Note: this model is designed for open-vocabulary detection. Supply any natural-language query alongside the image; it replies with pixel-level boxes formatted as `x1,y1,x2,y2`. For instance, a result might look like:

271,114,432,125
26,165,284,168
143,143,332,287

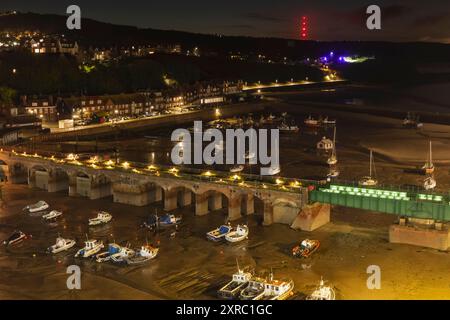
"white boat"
279,123,299,133
47,237,76,254
125,245,159,265
110,246,135,263
359,150,378,186
230,165,244,173
422,141,434,174
75,239,104,258
307,278,336,300
24,200,49,213
424,176,436,190
304,115,320,127
42,210,63,221
225,225,249,243
207,224,233,242
89,211,112,226
265,165,281,176
240,272,294,300
218,261,253,299
322,117,336,125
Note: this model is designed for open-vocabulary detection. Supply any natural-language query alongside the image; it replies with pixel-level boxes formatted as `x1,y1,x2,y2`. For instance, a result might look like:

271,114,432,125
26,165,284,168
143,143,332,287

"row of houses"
15,80,243,122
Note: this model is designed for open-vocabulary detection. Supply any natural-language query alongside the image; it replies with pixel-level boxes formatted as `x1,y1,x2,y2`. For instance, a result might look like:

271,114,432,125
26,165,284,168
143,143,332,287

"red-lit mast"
301,16,308,40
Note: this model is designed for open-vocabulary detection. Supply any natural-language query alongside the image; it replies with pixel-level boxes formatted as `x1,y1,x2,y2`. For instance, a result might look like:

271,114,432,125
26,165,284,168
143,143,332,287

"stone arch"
8,161,28,184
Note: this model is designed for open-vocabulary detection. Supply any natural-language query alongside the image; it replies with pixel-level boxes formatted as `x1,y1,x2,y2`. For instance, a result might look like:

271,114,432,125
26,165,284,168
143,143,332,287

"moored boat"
307,277,336,300
359,150,378,186
225,225,249,243
75,239,104,258
265,165,281,176
24,200,49,213
125,245,159,265
42,210,63,221
89,211,112,226
47,237,76,254
110,245,135,263
230,165,244,173
207,224,233,242
424,175,436,190
159,214,182,226
95,243,122,263
240,277,265,300
304,115,320,127
3,230,28,246
240,272,294,300
422,141,434,174
218,261,253,299
279,123,299,133
292,239,320,258
322,117,336,125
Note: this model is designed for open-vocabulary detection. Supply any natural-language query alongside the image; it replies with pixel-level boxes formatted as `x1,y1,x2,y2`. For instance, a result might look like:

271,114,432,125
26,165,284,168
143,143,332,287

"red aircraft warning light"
301,16,308,40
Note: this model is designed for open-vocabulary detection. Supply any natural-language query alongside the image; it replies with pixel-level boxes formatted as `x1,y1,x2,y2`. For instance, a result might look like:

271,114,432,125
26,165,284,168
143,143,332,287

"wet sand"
1,184,450,300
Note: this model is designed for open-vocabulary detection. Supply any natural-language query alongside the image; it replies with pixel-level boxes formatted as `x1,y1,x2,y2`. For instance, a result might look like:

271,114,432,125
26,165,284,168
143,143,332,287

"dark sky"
1,0,450,43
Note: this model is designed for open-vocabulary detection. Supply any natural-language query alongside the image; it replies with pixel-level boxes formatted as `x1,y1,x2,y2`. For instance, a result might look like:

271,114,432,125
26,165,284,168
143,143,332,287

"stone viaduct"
0,152,327,229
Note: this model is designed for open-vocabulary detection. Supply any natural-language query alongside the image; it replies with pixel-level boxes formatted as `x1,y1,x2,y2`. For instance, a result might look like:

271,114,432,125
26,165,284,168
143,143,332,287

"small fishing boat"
304,115,320,127
42,210,63,221
292,239,320,258
159,214,182,226
125,245,159,265
322,117,336,125
207,224,233,242
422,141,434,174
89,211,112,226
424,175,436,190
265,165,281,176
230,165,244,173
110,246,135,263
359,150,378,186
307,277,336,300
218,260,253,299
279,123,300,133
225,225,249,243
47,237,76,254
240,277,265,300
23,200,49,213
75,239,104,258
95,243,122,263
3,230,28,246
240,272,294,300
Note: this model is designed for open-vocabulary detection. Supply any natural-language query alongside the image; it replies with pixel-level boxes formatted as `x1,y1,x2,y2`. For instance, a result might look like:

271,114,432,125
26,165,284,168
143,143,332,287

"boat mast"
369,150,373,177
332,126,337,158
429,141,433,167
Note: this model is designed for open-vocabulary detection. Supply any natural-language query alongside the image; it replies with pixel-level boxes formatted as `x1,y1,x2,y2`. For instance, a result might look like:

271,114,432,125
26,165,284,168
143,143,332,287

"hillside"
1,12,450,62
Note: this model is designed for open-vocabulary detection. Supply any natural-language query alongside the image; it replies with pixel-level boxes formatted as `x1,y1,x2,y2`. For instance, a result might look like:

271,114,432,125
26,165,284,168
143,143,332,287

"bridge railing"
3,149,315,194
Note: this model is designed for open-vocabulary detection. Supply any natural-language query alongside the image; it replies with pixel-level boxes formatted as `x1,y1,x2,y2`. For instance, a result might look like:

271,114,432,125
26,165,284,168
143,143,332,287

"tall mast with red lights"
301,16,308,40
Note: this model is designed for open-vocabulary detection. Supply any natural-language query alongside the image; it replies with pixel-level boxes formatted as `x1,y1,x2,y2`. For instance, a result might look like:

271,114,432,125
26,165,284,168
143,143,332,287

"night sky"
1,0,449,43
